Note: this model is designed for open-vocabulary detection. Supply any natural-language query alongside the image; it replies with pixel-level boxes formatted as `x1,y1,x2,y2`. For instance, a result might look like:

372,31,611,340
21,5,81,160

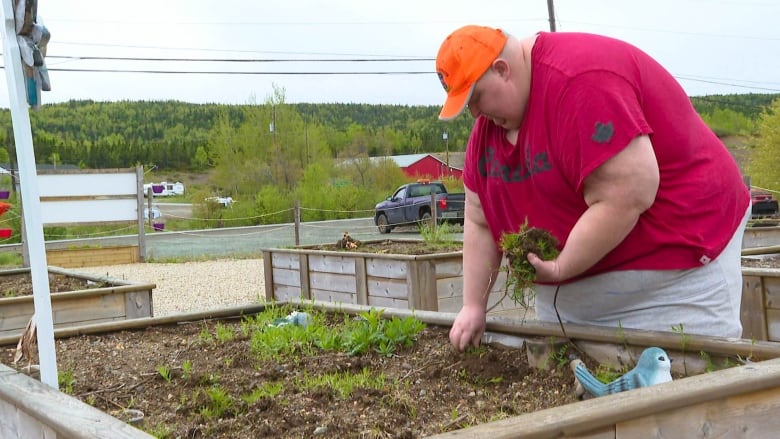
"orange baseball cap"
436,25,507,121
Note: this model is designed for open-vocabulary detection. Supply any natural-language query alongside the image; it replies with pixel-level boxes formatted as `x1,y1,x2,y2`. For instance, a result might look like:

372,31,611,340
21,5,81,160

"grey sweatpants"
534,206,750,338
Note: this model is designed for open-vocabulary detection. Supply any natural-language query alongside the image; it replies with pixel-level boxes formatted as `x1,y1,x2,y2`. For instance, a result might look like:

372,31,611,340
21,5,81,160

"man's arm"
449,186,503,351
529,134,660,282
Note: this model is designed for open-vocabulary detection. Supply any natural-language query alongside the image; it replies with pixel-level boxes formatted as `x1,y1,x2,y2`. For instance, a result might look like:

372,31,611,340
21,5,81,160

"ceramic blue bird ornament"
572,347,672,398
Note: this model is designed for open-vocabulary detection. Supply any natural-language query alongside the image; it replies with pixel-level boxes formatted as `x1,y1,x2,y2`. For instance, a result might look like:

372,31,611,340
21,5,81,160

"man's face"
467,66,525,130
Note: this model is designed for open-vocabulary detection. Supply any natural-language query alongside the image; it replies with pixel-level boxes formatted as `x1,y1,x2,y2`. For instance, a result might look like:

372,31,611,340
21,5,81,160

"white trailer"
143,181,185,197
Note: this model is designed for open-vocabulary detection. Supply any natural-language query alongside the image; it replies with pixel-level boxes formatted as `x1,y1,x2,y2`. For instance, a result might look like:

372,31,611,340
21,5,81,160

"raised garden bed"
45,245,141,268
261,239,523,315
0,266,154,339
2,302,780,438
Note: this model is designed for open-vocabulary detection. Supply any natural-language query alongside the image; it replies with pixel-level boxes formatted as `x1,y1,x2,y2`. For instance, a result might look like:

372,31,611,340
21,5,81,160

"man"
436,25,750,351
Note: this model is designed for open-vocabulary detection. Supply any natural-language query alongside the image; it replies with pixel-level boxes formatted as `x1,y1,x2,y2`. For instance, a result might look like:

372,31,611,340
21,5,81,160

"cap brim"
438,84,475,121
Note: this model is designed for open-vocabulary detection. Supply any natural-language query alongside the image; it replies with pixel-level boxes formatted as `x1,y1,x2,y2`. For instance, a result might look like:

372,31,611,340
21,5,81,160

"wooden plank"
406,261,421,310
46,246,139,268
433,259,463,278
125,291,153,319
50,293,126,325
367,277,411,300
311,289,356,305
271,253,300,270
437,295,463,313
764,276,780,309
299,254,311,300
368,296,410,309
616,387,780,438
263,252,274,301
426,358,780,439
366,257,408,279
0,289,152,338
0,364,154,438
767,309,780,342
437,276,463,300
355,257,368,306
741,275,768,340
421,260,438,311
743,226,780,248
271,268,300,287
18,408,57,439
308,254,357,275
0,399,21,438
309,272,357,294
272,284,304,302
570,427,615,439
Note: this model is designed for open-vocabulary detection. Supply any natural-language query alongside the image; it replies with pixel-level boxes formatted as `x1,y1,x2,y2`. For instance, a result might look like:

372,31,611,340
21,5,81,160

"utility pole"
442,132,449,176
547,0,557,32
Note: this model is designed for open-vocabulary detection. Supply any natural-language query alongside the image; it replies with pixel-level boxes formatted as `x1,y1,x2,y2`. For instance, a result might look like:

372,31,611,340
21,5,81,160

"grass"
499,220,560,306
138,304,430,436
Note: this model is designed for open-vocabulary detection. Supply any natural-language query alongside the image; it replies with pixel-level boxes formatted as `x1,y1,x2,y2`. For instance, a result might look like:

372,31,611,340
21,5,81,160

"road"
0,218,463,260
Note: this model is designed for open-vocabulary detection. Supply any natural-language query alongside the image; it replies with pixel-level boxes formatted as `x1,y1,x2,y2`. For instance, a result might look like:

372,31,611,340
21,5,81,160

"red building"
385,154,463,180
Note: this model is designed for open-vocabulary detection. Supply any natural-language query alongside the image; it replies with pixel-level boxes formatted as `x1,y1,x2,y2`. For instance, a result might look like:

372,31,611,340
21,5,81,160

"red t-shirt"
463,32,749,280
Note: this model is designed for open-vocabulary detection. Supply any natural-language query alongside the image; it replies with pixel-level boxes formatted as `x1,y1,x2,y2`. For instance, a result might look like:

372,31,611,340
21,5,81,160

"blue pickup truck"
374,181,465,233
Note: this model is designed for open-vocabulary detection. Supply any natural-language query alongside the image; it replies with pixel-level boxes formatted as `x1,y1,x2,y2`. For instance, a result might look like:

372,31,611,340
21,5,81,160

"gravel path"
77,259,265,317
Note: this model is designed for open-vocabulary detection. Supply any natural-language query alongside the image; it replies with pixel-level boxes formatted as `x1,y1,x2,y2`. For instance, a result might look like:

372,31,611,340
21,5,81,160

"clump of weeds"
499,219,560,307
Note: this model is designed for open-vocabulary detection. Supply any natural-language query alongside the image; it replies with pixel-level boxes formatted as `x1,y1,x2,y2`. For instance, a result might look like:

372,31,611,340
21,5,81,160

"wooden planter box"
261,239,521,314
0,266,154,339
741,267,780,341
45,245,140,268
3,302,780,438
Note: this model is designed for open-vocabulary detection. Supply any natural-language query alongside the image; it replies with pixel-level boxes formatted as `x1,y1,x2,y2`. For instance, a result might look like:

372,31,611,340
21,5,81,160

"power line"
41,68,434,75
44,55,434,63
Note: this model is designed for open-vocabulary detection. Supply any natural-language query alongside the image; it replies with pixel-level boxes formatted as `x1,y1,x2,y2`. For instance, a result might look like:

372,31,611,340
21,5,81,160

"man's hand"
527,252,563,283
449,305,487,352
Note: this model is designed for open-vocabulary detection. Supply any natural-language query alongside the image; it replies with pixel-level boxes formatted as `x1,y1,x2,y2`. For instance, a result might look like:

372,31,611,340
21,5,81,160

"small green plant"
157,365,173,383
181,359,192,379
200,386,235,419
297,367,386,400
242,381,284,404
548,339,571,370
145,423,175,438
214,322,235,342
593,363,624,384
58,369,75,394
499,219,560,306
672,323,690,375
419,221,457,248
700,350,717,373
198,323,213,343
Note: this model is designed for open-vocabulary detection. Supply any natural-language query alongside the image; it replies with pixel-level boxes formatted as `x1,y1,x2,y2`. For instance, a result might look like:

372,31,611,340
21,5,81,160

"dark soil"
1,272,105,298
307,239,462,255
2,308,579,438
2,253,778,438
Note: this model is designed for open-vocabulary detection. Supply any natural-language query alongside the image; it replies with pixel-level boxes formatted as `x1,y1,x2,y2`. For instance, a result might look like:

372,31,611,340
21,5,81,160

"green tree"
746,98,780,190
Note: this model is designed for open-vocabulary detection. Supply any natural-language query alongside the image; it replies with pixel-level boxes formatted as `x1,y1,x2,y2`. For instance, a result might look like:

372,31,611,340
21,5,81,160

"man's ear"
491,58,510,79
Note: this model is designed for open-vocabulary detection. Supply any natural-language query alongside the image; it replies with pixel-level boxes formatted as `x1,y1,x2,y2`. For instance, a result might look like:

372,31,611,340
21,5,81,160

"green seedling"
181,359,192,379
157,365,173,383
58,369,75,394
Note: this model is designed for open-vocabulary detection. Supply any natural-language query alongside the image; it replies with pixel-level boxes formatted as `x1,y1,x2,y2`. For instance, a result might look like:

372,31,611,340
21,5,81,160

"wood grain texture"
0,364,154,438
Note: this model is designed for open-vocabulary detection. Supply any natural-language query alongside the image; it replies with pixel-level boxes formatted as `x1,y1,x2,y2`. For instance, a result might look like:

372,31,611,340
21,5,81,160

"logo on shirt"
591,121,614,144
478,144,551,182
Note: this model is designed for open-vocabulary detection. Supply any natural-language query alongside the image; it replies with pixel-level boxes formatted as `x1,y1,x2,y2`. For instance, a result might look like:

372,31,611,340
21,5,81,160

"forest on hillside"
0,91,777,233
0,92,773,173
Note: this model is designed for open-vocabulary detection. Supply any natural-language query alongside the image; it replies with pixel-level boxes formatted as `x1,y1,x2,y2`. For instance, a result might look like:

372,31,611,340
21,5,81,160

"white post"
0,0,58,388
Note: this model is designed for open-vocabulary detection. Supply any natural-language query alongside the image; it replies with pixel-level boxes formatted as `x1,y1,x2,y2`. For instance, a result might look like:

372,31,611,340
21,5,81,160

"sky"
1,0,779,109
